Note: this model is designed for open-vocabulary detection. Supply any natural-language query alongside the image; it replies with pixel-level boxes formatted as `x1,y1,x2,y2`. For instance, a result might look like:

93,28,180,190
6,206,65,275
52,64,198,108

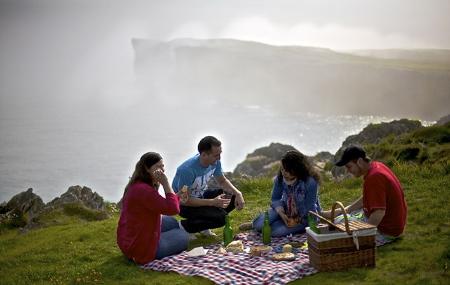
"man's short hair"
335,145,368,167
198,136,221,153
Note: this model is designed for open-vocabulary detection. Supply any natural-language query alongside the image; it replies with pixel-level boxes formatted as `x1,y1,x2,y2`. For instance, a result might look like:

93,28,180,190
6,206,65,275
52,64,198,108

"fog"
0,0,449,202
1,0,449,120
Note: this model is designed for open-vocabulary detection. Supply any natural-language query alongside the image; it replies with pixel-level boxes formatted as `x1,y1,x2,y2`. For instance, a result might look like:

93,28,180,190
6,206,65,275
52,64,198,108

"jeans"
179,189,236,233
155,215,189,259
253,208,306,237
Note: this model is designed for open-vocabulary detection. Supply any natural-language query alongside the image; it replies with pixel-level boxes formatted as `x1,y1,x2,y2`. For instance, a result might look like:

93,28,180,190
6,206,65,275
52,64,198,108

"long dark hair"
122,152,162,198
277,150,321,184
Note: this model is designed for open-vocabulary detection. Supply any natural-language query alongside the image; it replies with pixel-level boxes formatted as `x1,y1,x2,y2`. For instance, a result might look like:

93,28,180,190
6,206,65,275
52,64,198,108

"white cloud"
167,21,211,40
218,17,432,49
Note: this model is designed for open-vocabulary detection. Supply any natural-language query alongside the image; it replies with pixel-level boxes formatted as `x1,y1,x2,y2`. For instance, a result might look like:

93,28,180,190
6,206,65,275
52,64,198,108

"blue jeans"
252,208,306,237
155,216,189,259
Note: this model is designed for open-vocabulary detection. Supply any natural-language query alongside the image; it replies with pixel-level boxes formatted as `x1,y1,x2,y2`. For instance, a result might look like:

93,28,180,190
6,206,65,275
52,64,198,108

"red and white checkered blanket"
142,232,317,285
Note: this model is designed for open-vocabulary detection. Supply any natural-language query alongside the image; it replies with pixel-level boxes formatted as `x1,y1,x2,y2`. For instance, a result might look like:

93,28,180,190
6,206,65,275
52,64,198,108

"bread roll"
272,252,296,261
225,240,244,253
250,245,272,256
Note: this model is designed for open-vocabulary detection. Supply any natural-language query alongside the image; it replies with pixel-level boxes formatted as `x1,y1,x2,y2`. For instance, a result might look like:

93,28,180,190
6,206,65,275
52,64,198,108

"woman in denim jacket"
252,150,322,237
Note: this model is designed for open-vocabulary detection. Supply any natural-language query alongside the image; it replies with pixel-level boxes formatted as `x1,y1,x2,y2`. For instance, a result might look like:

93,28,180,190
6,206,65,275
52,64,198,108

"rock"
341,119,422,147
0,201,8,214
331,119,422,178
5,188,45,223
47,185,105,211
312,151,334,162
233,143,297,177
435,114,450,126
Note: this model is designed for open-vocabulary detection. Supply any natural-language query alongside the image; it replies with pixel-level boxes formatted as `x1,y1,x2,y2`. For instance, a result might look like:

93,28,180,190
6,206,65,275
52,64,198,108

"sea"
0,104,398,203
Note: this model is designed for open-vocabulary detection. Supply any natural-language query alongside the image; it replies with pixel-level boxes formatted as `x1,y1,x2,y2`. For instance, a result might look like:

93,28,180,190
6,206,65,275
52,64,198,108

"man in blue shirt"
172,136,245,237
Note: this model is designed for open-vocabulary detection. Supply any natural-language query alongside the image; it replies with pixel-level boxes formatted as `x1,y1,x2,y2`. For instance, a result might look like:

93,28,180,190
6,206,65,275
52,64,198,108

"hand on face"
148,160,168,185
152,169,168,185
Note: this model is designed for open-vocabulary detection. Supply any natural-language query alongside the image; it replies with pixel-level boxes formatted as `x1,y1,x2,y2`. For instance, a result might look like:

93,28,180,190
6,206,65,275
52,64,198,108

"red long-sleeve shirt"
117,182,180,264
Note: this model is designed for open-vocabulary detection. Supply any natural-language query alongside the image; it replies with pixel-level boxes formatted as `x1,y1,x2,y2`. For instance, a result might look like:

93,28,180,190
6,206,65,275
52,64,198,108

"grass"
0,162,449,284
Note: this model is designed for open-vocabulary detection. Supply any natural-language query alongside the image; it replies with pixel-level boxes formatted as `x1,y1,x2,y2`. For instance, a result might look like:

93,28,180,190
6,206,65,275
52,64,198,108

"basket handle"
308,211,338,230
331,201,351,234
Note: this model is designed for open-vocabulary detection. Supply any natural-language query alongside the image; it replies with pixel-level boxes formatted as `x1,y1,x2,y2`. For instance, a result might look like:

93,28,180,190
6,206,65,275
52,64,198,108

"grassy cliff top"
1,122,449,284
0,161,448,284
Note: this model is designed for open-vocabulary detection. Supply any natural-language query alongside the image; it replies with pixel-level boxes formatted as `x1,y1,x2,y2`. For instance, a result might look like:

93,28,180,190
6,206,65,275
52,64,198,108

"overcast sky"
1,0,449,116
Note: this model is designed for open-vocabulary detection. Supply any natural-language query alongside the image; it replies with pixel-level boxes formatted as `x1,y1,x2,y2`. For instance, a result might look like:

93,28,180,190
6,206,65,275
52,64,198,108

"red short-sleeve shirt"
363,161,407,236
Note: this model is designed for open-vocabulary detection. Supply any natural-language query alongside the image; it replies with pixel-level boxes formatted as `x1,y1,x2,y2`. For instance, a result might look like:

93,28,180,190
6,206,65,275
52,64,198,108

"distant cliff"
133,38,450,120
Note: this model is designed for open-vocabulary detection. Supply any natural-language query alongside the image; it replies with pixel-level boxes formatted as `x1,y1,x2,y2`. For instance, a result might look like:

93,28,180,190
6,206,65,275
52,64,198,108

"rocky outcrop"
341,119,422,147
332,119,423,178
47,186,105,211
0,188,45,228
4,188,45,222
1,186,108,231
436,114,450,126
233,143,297,177
313,151,334,162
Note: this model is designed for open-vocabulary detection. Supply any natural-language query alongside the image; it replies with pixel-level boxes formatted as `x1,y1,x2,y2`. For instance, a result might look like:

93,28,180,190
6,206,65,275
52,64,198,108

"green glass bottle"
223,215,233,246
262,211,272,245
308,212,319,234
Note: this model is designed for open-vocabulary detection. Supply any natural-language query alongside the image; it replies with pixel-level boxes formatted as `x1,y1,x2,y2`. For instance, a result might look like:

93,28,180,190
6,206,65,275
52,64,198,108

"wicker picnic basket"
307,201,377,271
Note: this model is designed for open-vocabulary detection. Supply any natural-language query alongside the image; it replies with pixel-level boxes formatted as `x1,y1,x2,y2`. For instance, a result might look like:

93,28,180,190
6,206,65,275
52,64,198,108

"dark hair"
198,136,221,153
122,152,162,198
335,145,370,166
277,150,321,184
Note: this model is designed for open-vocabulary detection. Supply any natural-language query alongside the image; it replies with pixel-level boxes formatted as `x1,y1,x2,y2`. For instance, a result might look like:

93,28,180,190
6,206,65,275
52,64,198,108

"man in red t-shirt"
322,145,407,238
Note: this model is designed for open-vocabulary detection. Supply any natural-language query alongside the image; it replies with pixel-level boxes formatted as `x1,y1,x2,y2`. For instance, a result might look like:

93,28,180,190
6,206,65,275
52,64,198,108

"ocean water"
0,105,394,203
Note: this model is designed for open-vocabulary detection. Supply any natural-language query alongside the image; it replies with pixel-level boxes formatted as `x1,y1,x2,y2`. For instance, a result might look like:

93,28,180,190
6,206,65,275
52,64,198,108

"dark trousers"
179,189,236,233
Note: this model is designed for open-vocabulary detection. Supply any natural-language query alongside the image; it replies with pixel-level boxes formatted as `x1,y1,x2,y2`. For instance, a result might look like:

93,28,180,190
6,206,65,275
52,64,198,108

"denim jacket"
271,176,321,224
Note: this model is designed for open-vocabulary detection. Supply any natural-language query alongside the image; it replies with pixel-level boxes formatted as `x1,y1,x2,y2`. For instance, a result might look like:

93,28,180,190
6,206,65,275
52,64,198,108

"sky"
1,0,449,117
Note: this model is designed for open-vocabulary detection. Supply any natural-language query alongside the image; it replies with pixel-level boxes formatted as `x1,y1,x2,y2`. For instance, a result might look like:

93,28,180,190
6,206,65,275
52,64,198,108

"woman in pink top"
117,152,189,264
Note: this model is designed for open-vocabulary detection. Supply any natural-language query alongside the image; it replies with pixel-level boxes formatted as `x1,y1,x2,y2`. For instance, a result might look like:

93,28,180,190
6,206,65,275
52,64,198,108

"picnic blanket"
142,232,317,285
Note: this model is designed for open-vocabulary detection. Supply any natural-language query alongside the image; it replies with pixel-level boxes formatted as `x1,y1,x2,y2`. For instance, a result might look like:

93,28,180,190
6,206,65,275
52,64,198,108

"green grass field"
0,162,448,285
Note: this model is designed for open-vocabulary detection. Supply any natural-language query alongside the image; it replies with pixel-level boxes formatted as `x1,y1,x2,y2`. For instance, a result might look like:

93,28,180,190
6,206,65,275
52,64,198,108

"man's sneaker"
200,229,217,237
239,222,253,231
179,220,197,241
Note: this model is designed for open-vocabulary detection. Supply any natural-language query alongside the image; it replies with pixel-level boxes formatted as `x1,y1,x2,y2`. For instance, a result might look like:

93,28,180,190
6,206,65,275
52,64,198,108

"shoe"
179,220,197,241
239,222,253,231
200,229,217,237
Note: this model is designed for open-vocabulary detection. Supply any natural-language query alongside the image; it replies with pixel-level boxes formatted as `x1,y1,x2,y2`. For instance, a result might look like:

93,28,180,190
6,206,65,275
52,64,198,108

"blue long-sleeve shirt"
271,176,321,225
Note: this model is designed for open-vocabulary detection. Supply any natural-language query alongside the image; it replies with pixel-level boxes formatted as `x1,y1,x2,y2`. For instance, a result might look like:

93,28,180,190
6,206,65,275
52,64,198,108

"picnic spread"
142,231,317,285
142,202,397,284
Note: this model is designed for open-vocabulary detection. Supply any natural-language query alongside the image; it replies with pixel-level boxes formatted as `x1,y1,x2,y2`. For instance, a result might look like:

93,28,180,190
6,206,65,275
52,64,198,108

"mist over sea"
0,104,397,203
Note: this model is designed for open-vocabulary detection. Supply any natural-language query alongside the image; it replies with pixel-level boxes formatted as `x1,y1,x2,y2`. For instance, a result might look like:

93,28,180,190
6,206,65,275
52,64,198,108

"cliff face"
133,38,450,120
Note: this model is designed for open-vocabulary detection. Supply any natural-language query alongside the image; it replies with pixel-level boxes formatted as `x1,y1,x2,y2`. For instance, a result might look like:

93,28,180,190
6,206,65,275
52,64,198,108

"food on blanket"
217,247,227,254
272,252,296,261
282,244,292,253
288,241,303,248
287,217,300,228
250,245,272,256
225,240,244,253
